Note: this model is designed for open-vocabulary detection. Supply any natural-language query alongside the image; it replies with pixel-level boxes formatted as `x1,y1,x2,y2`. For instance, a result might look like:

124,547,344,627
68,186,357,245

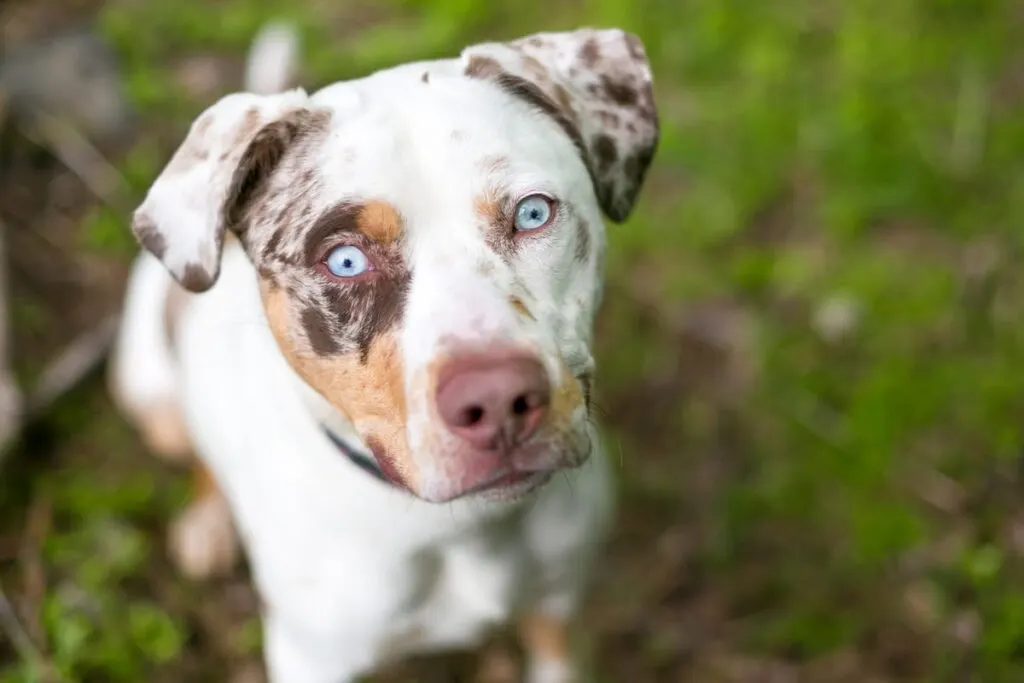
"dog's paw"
168,492,239,580
473,644,519,683
525,659,575,683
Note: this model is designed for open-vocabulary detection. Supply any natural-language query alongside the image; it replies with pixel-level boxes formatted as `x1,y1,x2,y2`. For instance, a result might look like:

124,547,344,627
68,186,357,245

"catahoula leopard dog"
109,20,658,683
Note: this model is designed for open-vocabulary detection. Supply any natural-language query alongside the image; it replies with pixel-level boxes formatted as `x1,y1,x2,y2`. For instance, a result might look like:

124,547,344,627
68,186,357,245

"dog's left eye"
325,245,371,278
514,195,556,232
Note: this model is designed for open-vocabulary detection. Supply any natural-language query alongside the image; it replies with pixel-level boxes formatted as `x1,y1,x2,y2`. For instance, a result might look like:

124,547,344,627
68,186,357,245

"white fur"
111,22,640,683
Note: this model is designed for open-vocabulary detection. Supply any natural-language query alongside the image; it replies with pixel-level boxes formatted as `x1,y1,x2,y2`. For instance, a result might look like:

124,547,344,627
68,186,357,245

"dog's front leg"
519,611,576,683
263,613,375,683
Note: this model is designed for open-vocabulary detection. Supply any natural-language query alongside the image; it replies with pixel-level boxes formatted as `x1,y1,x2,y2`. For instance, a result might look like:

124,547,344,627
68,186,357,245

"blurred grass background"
2,0,1024,681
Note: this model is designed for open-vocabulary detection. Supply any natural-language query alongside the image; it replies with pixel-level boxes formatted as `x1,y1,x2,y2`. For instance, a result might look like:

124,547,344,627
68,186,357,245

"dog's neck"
287,363,398,486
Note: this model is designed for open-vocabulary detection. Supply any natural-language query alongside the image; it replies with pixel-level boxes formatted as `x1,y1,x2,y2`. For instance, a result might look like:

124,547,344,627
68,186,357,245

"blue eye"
514,195,555,231
325,245,371,278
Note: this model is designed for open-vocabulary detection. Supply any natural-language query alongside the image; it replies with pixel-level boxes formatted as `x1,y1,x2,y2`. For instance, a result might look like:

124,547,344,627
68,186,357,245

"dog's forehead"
305,61,589,212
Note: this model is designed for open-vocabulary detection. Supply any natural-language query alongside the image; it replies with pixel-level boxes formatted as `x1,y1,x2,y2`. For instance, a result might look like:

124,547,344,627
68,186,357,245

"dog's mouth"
461,468,553,499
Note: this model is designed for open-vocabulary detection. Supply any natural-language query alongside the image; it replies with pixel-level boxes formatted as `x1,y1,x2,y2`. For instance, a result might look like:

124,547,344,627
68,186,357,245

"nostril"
459,405,486,427
511,394,530,416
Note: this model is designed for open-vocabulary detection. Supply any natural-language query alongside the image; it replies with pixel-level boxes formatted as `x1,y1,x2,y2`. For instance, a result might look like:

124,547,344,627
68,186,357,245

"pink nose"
436,353,551,451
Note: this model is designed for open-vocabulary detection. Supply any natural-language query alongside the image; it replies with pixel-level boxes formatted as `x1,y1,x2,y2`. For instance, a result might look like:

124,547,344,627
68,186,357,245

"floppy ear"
461,28,659,223
130,89,326,292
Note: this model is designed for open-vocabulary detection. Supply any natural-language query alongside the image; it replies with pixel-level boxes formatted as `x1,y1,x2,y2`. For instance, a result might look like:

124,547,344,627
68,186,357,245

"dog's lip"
457,468,551,499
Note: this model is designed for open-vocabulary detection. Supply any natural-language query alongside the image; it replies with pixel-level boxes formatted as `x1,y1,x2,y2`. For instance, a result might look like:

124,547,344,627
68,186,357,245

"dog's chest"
374,526,529,662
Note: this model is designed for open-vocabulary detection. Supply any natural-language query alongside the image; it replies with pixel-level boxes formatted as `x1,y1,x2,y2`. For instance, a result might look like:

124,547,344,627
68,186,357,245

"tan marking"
474,190,505,225
135,400,193,464
509,296,534,320
357,200,404,244
549,361,585,434
192,460,219,500
261,286,416,484
519,612,572,665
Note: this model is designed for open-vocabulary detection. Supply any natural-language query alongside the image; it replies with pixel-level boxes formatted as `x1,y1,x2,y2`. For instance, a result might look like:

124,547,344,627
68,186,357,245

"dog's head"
131,28,658,502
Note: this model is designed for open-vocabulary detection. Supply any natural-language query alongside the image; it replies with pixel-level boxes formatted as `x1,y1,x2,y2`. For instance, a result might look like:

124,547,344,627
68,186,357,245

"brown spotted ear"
131,89,326,292
461,28,659,223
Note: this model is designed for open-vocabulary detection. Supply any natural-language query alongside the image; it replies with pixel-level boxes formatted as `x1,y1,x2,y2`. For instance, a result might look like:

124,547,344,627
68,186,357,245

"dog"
109,20,658,683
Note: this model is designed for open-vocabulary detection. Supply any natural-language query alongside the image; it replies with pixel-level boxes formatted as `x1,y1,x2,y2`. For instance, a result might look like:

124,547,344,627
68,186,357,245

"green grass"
5,0,1024,680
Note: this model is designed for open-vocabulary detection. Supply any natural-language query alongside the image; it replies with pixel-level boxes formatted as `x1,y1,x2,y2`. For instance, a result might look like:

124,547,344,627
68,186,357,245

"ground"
1,0,1024,681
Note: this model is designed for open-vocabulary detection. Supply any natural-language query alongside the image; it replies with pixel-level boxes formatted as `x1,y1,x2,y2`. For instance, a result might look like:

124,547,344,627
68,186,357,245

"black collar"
321,427,394,486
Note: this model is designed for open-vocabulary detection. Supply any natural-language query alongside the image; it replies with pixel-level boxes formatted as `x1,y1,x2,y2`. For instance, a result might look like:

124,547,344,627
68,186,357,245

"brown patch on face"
575,219,591,262
301,306,342,356
356,200,403,244
421,71,429,83
261,288,417,484
474,190,515,258
509,296,534,320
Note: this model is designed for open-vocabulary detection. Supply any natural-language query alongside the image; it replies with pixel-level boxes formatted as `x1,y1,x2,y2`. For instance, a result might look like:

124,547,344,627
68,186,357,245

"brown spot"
132,214,166,259
179,262,214,293
301,305,342,356
261,226,284,262
591,134,618,173
553,85,576,120
465,55,503,78
262,288,415,484
509,296,534,320
599,74,638,106
578,38,601,67
624,33,645,62
421,71,430,83
356,201,404,244
595,110,621,129
575,220,591,262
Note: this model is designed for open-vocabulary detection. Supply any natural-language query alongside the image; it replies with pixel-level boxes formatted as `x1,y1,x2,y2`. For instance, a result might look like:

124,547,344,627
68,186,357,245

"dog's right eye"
325,245,372,278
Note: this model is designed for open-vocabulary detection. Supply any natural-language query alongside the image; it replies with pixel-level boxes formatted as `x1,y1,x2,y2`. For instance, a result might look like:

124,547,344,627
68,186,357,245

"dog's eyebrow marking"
357,201,404,244
301,200,403,264
304,202,361,264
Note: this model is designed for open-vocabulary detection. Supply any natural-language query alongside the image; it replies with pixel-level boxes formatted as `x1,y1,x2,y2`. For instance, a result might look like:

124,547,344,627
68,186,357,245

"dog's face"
132,29,658,503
